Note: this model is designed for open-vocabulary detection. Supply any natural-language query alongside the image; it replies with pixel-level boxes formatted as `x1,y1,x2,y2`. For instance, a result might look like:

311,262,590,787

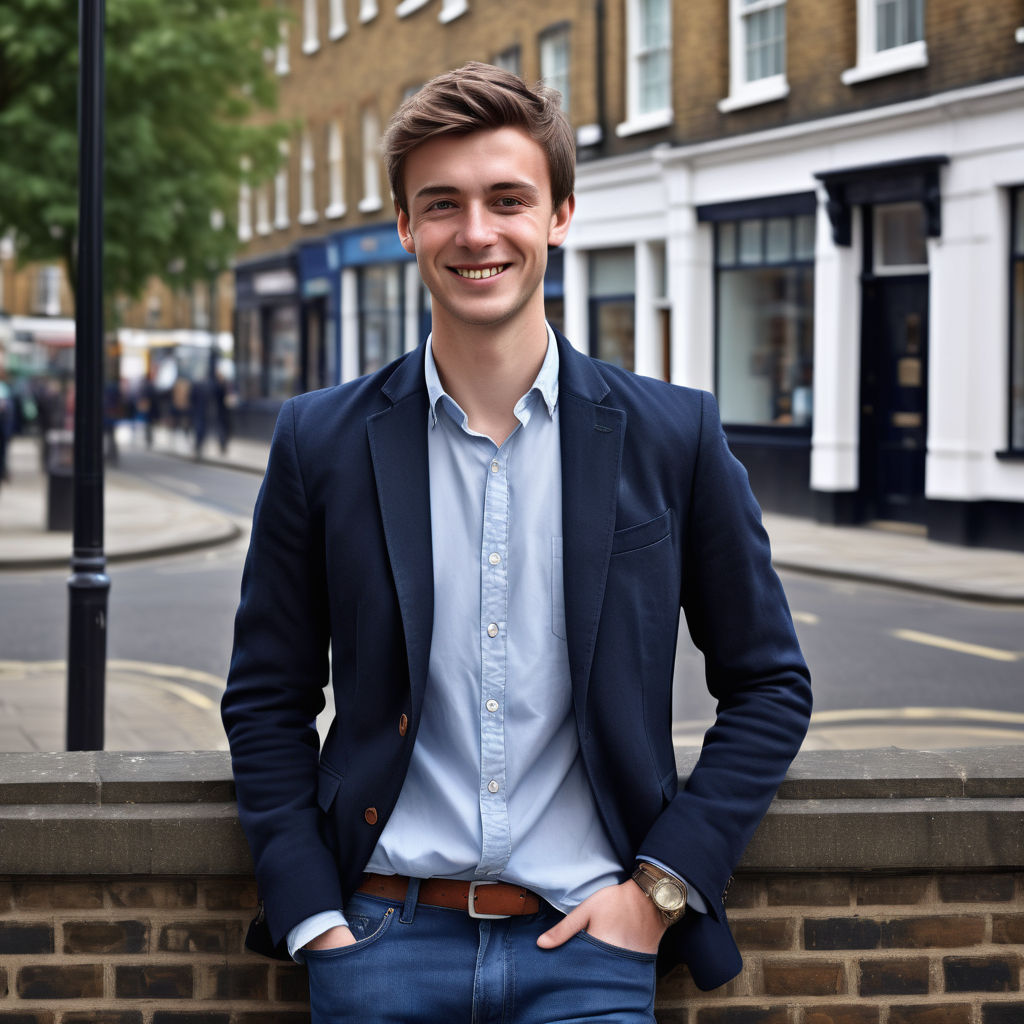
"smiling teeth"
456,265,506,279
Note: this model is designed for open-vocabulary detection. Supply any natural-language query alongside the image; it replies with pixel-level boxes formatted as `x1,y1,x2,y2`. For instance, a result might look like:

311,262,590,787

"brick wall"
1,870,1020,1022
0,749,1020,1023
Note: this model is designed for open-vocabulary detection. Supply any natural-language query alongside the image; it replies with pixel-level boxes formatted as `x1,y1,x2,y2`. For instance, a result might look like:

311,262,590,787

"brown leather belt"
357,873,541,919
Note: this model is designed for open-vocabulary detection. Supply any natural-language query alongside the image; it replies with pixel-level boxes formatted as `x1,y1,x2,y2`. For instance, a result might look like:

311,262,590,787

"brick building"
233,0,1024,549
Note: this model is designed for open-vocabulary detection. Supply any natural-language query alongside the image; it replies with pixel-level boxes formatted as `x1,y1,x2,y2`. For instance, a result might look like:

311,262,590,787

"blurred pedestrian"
191,376,209,460
212,369,232,454
171,374,191,443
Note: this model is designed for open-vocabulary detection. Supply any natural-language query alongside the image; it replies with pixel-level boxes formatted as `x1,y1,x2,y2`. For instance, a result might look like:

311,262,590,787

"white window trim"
1017,26,1024,44
842,0,928,84
397,0,429,16
275,20,290,75
439,0,468,24
539,26,571,115
618,0,673,137
359,0,378,23
872,203,929,275
718,0,789,113
299,131,318,226
329,0,348,39
303,0,320,53
326,122,347,219
841,38,928,85
616,108,673,138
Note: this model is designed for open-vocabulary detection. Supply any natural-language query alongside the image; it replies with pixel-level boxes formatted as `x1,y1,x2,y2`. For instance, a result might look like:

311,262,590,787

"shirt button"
364,807,378,825
487,623,498,638
487,780,499,794
490,460,499,473
398,714,408,736
488,552,501,565
485,699,499,713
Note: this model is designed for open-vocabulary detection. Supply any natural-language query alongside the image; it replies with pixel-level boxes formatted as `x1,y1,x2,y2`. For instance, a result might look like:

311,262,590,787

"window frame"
616,0,673,138
718,0,789,114
358,108,383,214
539,23,571,116
298,129,318,226
329,0,348,39
274,141,290,230
303,0,320,54
841,0,928,86
326,121,347,219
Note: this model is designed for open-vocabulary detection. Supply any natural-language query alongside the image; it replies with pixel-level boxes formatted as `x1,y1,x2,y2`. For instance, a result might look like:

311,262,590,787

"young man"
222,62,811,1023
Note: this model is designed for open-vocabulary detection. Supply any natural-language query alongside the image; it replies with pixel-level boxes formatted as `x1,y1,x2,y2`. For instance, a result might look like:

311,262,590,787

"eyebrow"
413,181,542,203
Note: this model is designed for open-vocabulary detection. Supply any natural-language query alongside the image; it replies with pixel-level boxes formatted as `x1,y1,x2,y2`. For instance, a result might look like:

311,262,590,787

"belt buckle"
468,880,511,920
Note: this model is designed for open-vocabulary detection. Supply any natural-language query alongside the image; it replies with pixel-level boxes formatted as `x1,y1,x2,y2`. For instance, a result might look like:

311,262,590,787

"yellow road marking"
891,629,1019,663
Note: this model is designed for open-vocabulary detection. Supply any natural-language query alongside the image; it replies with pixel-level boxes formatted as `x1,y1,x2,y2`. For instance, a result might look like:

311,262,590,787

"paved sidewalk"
1,425,1022,754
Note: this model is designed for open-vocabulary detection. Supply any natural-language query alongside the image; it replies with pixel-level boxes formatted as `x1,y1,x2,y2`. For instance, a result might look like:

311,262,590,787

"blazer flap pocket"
611,509,671,555
317,763,343,813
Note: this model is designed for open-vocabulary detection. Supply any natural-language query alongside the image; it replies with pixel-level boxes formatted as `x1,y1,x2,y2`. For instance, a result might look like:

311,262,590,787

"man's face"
396,127,573,337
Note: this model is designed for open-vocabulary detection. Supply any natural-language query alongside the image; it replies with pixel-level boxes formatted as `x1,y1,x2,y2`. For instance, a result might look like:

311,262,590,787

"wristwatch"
631,862,688,925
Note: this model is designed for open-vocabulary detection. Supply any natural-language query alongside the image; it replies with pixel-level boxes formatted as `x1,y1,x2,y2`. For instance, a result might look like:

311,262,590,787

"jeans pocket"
303,906,396,961
574,929,659,963
552,537,566,640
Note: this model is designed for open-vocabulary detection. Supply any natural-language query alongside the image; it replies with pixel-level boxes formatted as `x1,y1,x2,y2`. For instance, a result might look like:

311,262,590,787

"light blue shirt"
289,326,700,957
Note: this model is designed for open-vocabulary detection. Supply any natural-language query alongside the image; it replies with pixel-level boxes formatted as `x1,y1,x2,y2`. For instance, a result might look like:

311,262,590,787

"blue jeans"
303,881,658,1023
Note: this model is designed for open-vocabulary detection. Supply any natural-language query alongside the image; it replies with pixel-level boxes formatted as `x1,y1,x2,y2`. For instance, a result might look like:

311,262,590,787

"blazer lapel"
557,335,625,732
367,351,434,716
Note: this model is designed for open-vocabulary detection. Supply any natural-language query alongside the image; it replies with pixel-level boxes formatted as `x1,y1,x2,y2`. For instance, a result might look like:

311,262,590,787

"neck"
431,315,548,446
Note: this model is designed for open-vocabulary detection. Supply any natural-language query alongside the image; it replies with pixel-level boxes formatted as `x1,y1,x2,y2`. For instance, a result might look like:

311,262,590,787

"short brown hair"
383,61,575,214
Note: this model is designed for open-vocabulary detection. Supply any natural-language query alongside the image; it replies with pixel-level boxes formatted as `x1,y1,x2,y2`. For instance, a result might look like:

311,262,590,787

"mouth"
452,264,508,280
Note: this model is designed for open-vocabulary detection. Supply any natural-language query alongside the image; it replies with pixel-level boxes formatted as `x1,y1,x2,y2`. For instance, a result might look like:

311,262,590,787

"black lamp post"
67,0,110,751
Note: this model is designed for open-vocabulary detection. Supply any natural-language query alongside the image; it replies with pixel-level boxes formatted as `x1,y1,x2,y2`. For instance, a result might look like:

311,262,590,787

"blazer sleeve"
221,399,341,945
639,390,812,921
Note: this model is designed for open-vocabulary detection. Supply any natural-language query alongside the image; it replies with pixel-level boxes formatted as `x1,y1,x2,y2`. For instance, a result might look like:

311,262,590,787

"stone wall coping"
0,747,1021,875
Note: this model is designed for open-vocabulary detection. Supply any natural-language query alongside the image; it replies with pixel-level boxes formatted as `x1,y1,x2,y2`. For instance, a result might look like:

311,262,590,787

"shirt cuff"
636,856,708,915
287,909,349,961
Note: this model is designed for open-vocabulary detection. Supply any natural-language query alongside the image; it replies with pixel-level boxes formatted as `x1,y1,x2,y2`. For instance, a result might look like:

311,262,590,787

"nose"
455,203,497,251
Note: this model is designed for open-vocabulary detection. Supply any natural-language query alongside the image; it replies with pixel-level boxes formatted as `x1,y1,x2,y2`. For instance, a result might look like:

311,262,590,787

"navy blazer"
222,331,812,991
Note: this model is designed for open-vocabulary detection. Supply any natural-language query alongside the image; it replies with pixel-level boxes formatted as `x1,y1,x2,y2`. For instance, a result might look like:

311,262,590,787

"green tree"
0,0,289,303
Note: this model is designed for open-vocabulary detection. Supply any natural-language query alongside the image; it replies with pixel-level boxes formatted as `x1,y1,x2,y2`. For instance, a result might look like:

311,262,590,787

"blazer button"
364,807,378,825
399,714,408,736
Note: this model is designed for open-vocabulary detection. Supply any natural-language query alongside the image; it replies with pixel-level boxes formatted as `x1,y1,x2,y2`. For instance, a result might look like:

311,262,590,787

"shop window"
588,248,635,371
359,108,383,213
326,122,346,219
268,304,301,399
1010,188,1024,451
719,0,788,113
493,45,521,77
303,0,320,53
236,308,263,400
299,130,318,225
714,213,815,427
539,24,570,114
359,265,403,375
842,0,927,85
329,0,348,39
618,0,672,136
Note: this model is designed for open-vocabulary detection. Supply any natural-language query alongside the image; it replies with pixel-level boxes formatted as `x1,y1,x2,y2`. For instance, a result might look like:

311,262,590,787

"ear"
396,204,415,254
547,194,575,247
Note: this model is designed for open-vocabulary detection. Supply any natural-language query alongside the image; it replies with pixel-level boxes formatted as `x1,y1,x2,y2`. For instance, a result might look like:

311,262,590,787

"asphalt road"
3,448,1021,749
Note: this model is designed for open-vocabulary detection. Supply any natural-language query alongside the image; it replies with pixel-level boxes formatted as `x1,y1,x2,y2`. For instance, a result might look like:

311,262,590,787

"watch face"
651,877,686,912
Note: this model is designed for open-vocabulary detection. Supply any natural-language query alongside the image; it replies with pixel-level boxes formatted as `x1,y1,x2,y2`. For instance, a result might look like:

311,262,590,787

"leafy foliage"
0,0,289,302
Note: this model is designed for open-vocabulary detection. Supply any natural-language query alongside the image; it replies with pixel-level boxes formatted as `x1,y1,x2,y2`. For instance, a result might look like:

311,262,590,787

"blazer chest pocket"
611,509,672,555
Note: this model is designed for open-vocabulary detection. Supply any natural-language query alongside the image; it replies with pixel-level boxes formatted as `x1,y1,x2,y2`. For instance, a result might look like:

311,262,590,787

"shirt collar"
424,324,560,429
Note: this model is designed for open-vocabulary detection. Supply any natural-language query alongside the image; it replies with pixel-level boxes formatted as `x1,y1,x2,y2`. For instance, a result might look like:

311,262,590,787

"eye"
496,196,524,208
428,199,456,211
